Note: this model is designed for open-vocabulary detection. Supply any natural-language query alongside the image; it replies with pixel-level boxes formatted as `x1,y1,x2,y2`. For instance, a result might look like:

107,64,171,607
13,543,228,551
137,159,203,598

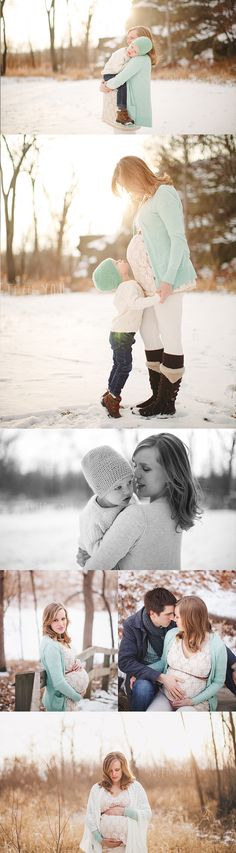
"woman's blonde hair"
99,752,135,791
42,602,71,646
112,156,172,197
176,596,212,652
127,25,157,66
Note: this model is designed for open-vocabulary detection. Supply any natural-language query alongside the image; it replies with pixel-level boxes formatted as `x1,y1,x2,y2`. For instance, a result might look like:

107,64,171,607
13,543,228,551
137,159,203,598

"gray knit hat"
81,445,133,497
92,258,123,292
132,36,152,55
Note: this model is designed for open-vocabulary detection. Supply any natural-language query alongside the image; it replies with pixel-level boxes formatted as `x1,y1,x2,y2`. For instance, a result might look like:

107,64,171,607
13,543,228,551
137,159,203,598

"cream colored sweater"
84,498,182,571
111,280,159,333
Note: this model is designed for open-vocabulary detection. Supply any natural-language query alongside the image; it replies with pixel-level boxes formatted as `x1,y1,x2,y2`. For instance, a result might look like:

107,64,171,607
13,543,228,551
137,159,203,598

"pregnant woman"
82,433,200,572
80,751,151,852
102,26,156,128
40,603,89,711
112,155,197,416
146,596,227,711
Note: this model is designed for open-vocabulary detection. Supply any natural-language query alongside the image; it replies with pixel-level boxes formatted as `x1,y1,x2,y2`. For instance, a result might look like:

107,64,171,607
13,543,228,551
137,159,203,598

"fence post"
102,653,110,692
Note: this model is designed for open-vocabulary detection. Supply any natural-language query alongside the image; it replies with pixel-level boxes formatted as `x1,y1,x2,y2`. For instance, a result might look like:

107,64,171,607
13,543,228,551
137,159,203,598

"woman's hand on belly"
159,281,173,303
102,807,125,816
171,696,193,708
102,841,123,849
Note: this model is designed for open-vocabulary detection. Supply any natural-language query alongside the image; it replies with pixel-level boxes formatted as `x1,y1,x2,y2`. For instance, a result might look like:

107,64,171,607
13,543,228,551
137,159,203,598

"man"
118,586,236,711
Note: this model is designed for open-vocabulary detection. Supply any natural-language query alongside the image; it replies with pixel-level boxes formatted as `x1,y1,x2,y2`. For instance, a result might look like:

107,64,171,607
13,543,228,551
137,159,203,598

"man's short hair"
144,587,176,615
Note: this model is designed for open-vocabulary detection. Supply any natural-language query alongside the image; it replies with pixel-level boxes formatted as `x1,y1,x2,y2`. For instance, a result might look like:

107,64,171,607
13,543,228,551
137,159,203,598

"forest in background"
1,134,236,290
1,0,235,79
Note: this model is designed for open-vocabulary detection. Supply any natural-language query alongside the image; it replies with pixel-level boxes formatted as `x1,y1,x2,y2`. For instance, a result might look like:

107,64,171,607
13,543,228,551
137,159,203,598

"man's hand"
159,673,186,701
76,547,90,567
129,676,136,690
159,281,173,303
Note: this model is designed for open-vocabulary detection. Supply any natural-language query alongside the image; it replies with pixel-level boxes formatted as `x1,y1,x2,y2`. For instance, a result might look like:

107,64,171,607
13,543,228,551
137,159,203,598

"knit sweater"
78,494,138,554
40,636,82,711
103,46,129,74
107,54,152,127
84,497,182,571
149,627,227,711
135,185,197,290
111,279,159,333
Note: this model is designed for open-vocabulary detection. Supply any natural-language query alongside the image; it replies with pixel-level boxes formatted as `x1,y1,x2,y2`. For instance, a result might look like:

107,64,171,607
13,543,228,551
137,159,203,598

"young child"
101,36,152,126
92,257,160,418
76,445,137,569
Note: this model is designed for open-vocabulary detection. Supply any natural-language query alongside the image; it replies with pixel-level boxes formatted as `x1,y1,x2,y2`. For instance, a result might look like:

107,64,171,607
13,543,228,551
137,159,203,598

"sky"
4,0,133,51
0,711,228,769
1,428,236,477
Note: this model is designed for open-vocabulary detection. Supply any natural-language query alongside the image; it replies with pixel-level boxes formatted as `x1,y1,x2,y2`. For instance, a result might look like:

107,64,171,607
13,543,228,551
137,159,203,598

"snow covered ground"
2,77,236,134
0,505,235,570
1,291,236,428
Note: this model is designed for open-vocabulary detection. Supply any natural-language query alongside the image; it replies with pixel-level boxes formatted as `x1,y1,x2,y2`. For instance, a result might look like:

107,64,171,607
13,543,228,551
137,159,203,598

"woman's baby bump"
100,814,128,844
65,666,89,695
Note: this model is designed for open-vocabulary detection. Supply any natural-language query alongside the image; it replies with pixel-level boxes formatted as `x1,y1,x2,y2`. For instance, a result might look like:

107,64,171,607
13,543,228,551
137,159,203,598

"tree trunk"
29,571,40,654
17,572,23,659
210,713,222,811
82,573,94,649
0,1,7,76
165,1,173,64
45,1,58,72
228,711,236,767
101,572,115,654
0,571,7,671
181,713,206,810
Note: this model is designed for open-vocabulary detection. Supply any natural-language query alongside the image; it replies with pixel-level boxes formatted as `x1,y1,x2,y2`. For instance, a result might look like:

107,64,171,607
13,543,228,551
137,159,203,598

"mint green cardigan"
136,185,196,290
40,636,82,712
150,627,227,711
107,55,152,127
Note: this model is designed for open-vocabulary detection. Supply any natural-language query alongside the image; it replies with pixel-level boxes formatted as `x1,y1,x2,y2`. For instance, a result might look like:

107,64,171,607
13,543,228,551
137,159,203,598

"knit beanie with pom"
81,446,133,497
132,36,152,55
92,258,123,292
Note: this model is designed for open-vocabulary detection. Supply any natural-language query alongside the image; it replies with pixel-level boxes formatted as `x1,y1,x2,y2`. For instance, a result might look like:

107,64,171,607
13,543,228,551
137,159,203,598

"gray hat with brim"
133,36,152,55
92,258,123,292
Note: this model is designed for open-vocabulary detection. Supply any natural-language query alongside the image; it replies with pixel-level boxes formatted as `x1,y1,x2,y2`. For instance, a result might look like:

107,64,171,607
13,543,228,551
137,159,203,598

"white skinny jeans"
139,293,183,355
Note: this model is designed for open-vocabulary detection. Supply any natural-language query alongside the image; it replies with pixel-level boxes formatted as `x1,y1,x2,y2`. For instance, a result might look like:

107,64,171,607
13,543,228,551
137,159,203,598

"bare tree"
180,713,206,809
55,179,78,275
17,572,23,659
82,573,94,649
209,713,223,811
81,1,97,66
29,571,40,653
45,0,58,72
0,0,7,75
1,135,37,283
165,1,174,63
0,571,7,672
65,0,73,48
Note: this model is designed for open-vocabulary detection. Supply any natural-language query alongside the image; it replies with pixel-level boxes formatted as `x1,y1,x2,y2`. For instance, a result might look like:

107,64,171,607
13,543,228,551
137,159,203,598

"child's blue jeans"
103,73,127,108
108,332,136,397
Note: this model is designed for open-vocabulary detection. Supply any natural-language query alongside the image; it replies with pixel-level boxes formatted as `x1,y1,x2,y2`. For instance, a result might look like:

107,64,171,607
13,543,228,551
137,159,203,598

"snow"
0,505,235,570
2,77,236,134
0,291,236,428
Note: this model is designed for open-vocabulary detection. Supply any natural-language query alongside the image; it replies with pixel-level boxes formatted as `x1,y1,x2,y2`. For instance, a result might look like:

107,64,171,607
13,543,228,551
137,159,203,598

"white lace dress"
60,644,89,711
164,636,212,711
127,230,196,293
100,788,130,852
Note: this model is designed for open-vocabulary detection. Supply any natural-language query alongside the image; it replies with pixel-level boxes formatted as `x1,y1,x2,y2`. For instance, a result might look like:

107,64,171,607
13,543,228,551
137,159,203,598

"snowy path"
0,291,236,428
2,77,236,134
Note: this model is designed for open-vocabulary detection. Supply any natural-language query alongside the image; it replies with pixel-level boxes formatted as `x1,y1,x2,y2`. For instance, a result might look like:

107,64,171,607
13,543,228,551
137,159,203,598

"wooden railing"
15,645,117,711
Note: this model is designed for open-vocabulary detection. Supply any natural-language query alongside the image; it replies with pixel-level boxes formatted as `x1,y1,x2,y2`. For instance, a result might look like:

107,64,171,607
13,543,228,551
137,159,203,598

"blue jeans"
131,679,158,712
108,332,135,397
103,73,127,108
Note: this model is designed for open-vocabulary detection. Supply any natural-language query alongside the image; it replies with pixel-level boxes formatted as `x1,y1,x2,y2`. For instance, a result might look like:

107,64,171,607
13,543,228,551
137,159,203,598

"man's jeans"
109,332,135,397
131,679,158,712
103,73,127,108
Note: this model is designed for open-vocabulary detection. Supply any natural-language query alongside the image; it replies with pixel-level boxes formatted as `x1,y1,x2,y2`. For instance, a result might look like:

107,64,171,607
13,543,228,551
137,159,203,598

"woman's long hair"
176,596,212,651
99,752,135,791
132,433,201,531
112,156,173,198
42,602,71,646
127,25,157,66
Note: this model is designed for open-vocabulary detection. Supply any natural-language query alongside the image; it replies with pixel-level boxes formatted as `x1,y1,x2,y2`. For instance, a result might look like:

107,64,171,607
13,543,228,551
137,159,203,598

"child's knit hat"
132,36,152,55
81,445,133,497
92,258,123,292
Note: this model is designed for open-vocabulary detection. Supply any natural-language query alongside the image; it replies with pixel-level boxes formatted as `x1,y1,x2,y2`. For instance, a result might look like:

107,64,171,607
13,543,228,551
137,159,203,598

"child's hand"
159,282,173,303
129,676,136,690
76,547,90,567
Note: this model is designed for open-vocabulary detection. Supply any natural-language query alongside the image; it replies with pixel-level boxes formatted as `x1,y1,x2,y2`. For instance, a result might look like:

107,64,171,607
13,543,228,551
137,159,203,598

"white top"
164,636,211,710
78,494,138,554
127,233,156,293
111,279,159,333
100,789,129,845
84,497,182,571
103,47,129,74
80,780,151,853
